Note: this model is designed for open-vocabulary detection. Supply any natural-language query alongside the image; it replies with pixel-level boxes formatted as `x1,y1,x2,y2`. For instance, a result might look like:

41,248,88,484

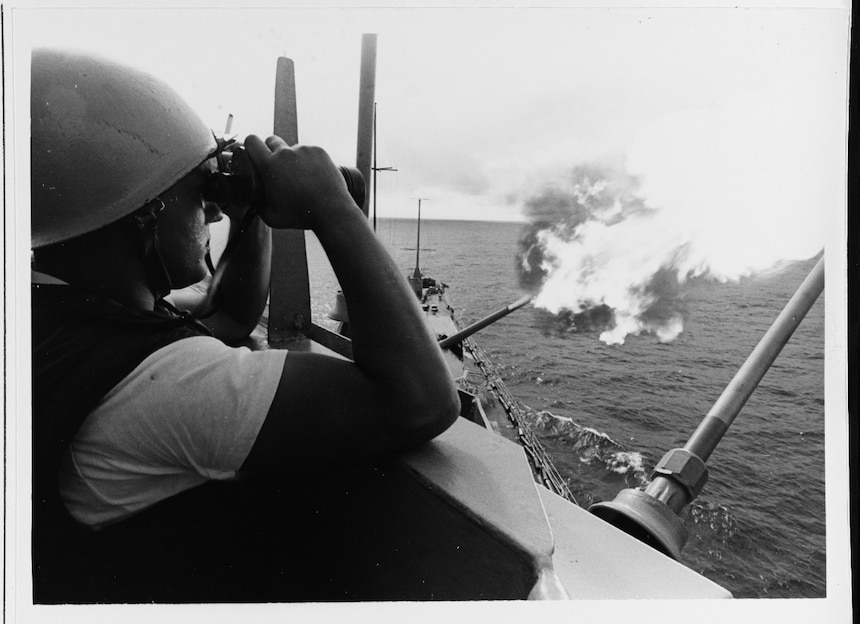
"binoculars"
202,144,367,212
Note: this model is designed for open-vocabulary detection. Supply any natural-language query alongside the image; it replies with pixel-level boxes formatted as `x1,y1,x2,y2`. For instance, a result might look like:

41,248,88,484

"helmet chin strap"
131,199,173,301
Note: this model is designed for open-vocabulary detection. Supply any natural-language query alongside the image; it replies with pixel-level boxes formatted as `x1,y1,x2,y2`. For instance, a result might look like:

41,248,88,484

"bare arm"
240,135,460,470
170,206,272,343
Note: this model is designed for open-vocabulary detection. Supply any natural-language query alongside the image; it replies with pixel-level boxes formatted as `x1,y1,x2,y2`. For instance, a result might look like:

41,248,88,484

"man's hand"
243,134,356,231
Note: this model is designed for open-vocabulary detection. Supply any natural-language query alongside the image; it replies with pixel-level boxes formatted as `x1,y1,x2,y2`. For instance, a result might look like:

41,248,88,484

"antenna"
372,102,397,231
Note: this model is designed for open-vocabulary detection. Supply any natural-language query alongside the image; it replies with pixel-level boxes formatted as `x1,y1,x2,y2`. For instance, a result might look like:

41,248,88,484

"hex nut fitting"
652,448,709,499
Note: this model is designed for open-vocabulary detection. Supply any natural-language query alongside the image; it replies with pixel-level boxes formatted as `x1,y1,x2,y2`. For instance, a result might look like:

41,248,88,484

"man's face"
156,161,223,289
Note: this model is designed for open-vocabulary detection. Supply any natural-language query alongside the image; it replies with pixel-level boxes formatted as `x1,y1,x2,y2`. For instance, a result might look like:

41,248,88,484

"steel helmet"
31,48,218,248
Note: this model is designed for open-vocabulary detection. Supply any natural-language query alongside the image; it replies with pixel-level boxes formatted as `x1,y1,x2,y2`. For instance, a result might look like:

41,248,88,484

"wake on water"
526,407,647,486
523,404,740,550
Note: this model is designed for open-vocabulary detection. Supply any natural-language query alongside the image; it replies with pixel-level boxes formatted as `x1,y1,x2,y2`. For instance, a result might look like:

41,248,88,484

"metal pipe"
439,295,533,349
355,34,377,217
373,102,377,230
684,255,824,462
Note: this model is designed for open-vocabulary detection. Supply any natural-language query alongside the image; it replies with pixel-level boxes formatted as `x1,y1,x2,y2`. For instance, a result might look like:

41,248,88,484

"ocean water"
305,217,826,600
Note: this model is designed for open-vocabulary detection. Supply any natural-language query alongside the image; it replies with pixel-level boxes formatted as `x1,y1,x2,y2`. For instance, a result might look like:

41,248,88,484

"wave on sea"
523,407,651,507
524,406,741,546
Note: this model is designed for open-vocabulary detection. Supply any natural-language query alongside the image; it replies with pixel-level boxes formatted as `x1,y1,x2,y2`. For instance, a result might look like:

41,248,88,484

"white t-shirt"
57,336,287,530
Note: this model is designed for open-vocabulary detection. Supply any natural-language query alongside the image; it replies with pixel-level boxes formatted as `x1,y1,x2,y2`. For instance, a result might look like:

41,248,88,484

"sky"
9,2,850,229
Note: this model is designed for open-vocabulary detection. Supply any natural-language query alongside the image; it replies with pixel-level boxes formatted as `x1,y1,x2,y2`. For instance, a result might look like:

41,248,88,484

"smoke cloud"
517,165,697,344
516,88,830,345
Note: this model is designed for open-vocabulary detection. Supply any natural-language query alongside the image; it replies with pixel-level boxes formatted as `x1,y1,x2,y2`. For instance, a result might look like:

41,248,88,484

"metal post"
355,34,377,217
273,57,298,142
268,57,311,346
373,102,377,231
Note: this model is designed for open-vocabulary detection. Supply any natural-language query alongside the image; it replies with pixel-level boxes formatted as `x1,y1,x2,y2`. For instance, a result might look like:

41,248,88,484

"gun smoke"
517,165,699,344
516,157,823,344
514,88,829,345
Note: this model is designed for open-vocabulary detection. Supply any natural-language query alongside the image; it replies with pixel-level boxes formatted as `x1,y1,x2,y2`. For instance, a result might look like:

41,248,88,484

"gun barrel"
439,295,532,349
590,255,825,560
684,255,825,462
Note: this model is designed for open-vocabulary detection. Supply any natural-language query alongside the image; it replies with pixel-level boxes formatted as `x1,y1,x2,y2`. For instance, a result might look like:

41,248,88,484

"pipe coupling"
652,448,708,500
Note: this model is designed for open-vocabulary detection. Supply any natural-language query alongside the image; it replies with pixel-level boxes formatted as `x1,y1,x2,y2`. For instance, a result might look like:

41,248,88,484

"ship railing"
463,337,577,504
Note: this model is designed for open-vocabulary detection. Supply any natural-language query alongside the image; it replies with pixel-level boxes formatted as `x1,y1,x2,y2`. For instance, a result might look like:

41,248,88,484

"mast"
355,34,377,217
413,197,427,278
415,198,421,275
407,197,428,298
373,103,378,231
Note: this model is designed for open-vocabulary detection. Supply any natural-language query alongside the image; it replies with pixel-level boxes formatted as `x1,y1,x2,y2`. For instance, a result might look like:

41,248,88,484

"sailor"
30,48,460,601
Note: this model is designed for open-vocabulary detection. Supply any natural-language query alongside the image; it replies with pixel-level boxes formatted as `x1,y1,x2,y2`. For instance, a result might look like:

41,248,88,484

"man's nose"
204,201,224,224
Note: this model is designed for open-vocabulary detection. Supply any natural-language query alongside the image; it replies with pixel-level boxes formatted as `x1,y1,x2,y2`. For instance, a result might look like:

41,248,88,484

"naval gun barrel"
685,255,825,462
590,255,824,560
438,295,533,350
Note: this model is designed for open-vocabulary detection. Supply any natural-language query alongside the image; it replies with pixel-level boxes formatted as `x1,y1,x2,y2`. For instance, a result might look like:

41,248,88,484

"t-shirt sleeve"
58,336,288,528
